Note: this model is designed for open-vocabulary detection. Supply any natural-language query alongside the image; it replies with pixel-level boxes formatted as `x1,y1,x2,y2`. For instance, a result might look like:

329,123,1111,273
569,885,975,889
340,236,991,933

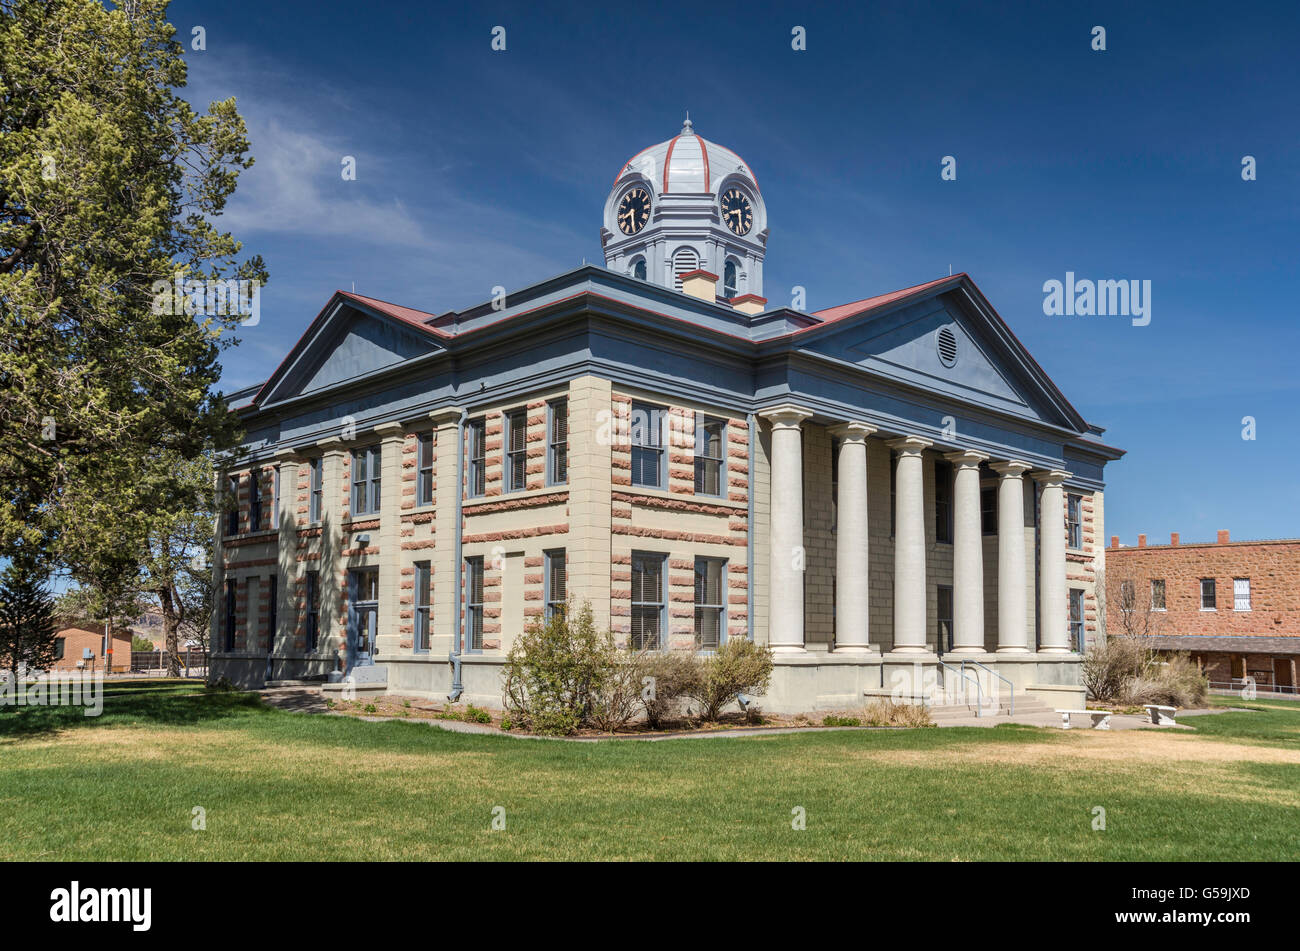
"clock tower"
601,117,767,301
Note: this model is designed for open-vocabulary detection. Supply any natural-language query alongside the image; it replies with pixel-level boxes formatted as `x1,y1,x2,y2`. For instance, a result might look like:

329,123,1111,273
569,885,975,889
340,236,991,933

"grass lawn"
2,681,1298,861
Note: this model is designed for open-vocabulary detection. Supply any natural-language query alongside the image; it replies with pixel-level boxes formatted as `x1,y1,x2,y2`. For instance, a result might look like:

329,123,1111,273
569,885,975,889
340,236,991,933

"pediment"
259,300,443,405
801,290,1080,429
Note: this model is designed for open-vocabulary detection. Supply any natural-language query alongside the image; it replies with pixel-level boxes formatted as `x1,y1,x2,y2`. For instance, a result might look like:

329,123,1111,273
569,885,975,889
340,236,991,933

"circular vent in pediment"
937,326,959,367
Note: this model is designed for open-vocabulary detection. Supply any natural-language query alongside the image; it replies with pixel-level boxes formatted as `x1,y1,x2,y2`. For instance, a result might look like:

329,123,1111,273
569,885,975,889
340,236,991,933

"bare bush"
685,637,774,722
860,698,934,728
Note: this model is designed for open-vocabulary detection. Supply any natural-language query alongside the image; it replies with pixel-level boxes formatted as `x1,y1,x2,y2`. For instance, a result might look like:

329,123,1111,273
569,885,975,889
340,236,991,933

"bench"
1145,704,1177,726
1057,708,1113,730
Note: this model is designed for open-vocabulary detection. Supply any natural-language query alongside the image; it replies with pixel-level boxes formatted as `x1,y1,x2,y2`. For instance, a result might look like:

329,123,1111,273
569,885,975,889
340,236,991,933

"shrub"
588,649,651,733
823,714,861,727
686,637,774,722
1083,636,1207,708
860,698,934,728
463,704,491,724
1082,635,1152,702
1120,654,1208,708
502,601,610,736
638,648,698,729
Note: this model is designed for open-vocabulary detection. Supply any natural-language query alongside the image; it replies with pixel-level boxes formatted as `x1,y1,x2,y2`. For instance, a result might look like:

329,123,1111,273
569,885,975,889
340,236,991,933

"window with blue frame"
693,557,726,650
1069,588,1085,650
351,445,382,515
631,551,665,650
504,409,527,492
630,402,665,488
417,433,434,506
465,557,485,650
309,458,323,524
547,399,568,485
466,418,486,498
694,414,726,496
248,470,262,532
414,561,431,650
545,549,566,620
1067,493,1082,549
226,475,240,536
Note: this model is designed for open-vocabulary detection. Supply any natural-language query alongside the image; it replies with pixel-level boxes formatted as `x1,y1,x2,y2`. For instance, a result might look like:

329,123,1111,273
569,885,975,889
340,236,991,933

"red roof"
807,274,962,330
336,291,447,337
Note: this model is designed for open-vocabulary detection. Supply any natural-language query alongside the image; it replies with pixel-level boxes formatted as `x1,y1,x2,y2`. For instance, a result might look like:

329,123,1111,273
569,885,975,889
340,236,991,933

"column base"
771,645,809,654
832,645,879,655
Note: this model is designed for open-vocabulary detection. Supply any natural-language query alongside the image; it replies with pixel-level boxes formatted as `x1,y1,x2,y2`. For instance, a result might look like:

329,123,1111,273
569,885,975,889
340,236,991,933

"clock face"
617,187,651,235
721,188,753,236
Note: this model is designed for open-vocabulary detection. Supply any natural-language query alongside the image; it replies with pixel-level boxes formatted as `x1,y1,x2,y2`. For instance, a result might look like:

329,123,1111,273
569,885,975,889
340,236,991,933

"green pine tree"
0,549,58,680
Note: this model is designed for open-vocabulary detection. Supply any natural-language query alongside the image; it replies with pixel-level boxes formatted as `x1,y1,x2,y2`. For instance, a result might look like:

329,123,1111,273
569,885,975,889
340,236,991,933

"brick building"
210,122,1122,711
51,623,132,673
1106,531,1299,694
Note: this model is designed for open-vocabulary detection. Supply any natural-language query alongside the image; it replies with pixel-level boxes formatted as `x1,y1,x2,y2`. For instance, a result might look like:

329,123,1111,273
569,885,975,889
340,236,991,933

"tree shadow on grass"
0,684,271,742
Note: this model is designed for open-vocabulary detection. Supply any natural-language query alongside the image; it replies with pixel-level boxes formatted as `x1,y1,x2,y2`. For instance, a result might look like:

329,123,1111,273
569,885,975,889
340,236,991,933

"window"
981,486,997,535
272,465,281,525
309,458,323,524
414,562,431,651
224,579,237,651
466,418,486,498
1069,588,1085,651
545,550,566,621
889,450,897,537
631,552,665,650
830,437,840,533
934,460,953,544
1151,579,1166,611
226,475,240,537
1200,578,1217,611
632,258,647,280
504,409,527,492
305,571,319,651
1234,578,1251,612
937,585,954,652
694,557,727,650
248,470,262,532
267,575,277,651
417,433,434,506
55,637,65,661
1067,493,1082,549
694,415,725,496
547,399,568,485
631,402,666,488
465,557,485,650
351,445,382,515
723,259,738,299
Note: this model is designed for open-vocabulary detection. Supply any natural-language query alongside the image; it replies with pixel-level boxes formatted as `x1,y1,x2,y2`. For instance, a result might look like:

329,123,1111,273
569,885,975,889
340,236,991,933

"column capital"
885,434,933,455
1031,468,1072,485
428,406,465,426
373,421,404,438
759,404,814,428
315,436,344,451
272,446,304,462
943,448,989,468
828,420,878,441
990,459,1033,477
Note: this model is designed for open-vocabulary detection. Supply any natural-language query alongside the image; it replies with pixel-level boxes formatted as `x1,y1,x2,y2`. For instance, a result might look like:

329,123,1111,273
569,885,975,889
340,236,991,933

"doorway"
348,568,379,670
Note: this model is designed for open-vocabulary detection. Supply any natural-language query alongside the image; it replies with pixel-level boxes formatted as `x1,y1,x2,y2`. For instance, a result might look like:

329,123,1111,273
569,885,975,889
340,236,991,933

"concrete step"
928,699,1054,719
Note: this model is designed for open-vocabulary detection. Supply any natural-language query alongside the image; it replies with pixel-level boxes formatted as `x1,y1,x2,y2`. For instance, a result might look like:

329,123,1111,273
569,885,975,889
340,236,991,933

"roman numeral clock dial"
617,187,651,235
721,188,753,236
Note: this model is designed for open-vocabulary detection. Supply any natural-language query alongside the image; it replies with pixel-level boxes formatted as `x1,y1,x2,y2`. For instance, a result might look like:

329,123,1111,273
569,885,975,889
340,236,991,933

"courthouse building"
211,120,1122,711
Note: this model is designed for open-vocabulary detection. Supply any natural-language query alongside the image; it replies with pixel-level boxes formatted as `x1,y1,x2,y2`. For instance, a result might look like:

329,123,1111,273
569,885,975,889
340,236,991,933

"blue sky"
176,0,1299,545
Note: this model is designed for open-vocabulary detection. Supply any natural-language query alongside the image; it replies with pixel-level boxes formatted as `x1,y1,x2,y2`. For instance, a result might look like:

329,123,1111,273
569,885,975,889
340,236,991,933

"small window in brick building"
466,418,486,498
417,433,434,506
694,415,726,496
1234,578,1251,611
545,550,566,621
1150,579,1166,611
547,399,568,485
631,402,666,489
631,552,665,650
1200,578,1216,611
465,557,485,651
414,562,431,651
504,409,527,492
1067,493,1082,549
1069,588,1085,651
226,474,240,537
694,557,727,651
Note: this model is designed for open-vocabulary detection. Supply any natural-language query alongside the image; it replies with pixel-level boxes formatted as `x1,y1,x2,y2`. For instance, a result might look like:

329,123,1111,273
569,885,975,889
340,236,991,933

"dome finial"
681,111,693,135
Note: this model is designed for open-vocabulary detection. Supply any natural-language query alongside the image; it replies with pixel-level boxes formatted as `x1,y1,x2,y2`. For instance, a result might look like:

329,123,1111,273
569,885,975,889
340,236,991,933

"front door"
348,568,379,670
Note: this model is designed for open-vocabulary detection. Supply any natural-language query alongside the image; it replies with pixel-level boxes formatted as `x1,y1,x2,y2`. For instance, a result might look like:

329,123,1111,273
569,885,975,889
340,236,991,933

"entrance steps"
926,695,1055,721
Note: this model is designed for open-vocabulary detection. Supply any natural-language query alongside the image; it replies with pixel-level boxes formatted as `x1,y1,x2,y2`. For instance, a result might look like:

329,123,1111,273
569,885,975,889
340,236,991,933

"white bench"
1058,708,1113,730
1145,704,1177,726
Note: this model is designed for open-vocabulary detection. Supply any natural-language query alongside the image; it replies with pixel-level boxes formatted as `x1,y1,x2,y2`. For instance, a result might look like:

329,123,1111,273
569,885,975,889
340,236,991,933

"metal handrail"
938,661,985,717
961,660,1014,716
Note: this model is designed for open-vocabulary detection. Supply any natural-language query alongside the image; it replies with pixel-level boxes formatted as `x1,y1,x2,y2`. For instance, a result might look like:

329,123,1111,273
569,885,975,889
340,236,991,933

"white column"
761,405,813,652
830,422,877,652
1034,469,1072,652
944,449,989,652
888,436,932,652
991,460,1032,652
